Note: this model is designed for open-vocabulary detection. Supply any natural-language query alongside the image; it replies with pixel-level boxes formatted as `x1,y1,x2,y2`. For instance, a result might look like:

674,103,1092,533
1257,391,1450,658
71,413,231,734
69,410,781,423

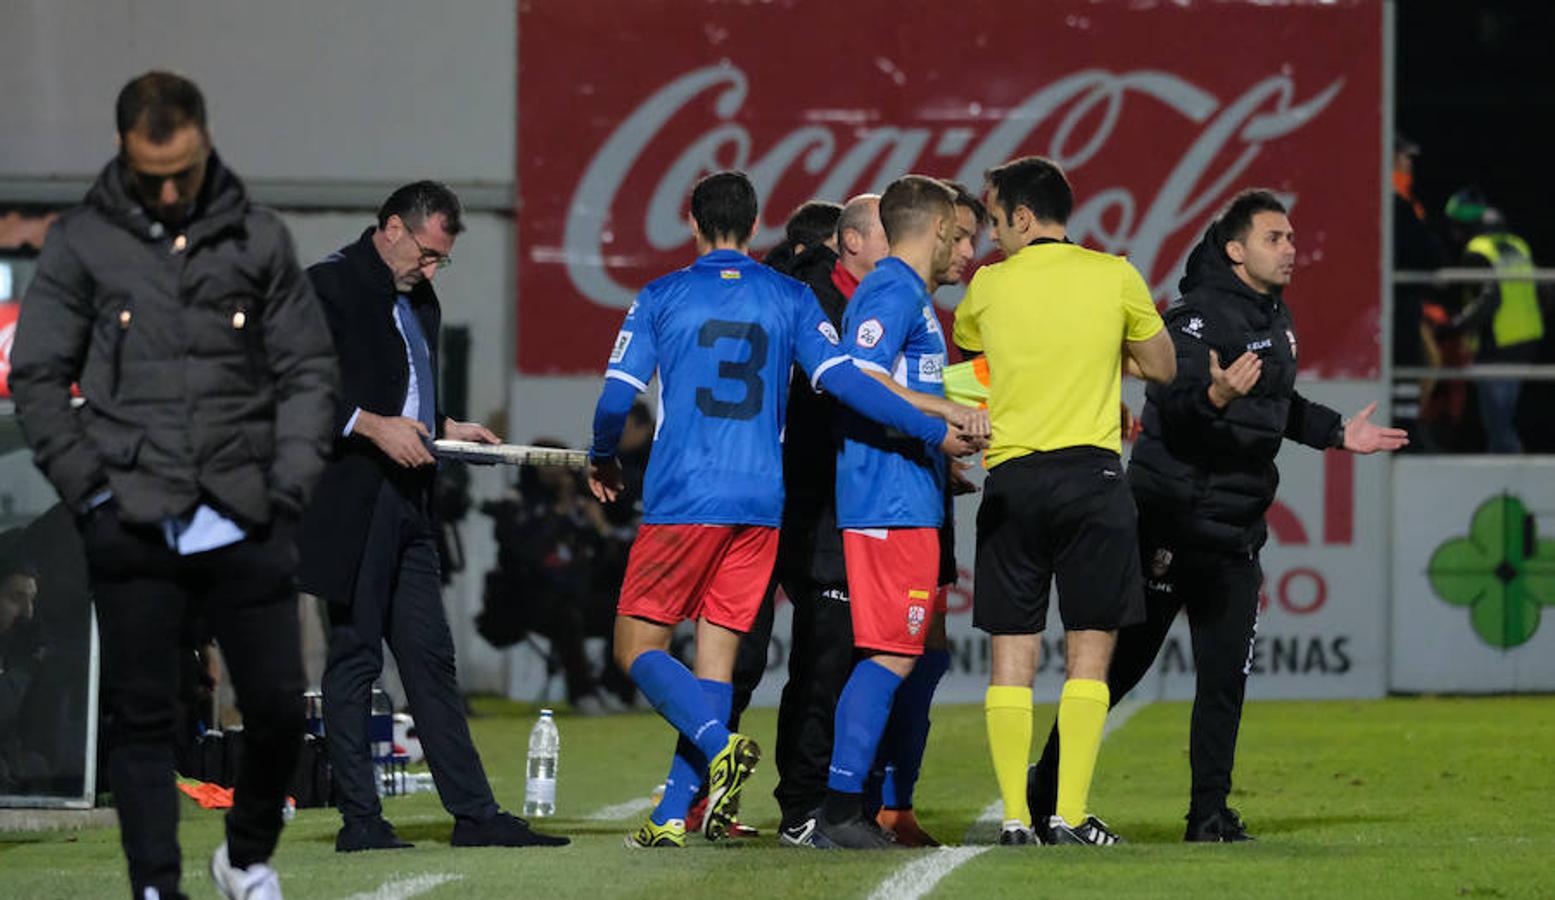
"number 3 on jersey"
696,319,767,420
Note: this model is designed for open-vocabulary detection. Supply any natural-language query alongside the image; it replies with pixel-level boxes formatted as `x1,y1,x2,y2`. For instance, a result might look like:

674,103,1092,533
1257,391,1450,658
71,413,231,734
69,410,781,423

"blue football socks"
827,659,905,794
652,678,733,825
878,648,950,809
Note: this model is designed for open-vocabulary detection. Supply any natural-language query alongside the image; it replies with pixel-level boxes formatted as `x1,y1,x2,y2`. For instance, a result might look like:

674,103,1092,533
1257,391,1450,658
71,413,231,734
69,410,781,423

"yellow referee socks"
984,685,1034,826
1055,678,1110,825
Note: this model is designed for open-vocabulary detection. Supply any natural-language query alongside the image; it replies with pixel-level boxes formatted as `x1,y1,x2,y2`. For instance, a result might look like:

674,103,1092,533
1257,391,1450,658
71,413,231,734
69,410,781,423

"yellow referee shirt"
952,240,1164,466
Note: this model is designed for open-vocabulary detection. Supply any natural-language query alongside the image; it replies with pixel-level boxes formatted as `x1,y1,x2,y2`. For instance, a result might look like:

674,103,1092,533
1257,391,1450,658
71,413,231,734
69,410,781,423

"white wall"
0,0,516,183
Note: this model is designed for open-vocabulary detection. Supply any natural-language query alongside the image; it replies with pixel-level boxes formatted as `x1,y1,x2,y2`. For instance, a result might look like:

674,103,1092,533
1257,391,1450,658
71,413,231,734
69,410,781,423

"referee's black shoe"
1046,814,1123,846
1185,807,1255,843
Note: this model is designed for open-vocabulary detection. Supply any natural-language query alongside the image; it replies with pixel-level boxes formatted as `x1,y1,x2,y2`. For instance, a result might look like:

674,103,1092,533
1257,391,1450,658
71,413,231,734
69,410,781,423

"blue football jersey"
835,256,948,529
605,249,849,525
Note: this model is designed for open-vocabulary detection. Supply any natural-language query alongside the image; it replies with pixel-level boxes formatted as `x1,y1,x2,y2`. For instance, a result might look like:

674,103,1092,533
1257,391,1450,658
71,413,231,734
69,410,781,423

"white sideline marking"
585,796,654,821
871,695,1153,900
341,872,463,900
867,847,990,900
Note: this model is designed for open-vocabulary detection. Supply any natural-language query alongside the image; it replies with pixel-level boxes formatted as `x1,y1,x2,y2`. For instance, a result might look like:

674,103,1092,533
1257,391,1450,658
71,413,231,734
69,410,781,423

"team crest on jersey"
818,321,840,345
855,318,884,348
610,330,633,363
720,269,741,280
918,353,944,384
1286,328,1298,359
1149,547,1174,578
1183,316,1204,339
906,603,927,636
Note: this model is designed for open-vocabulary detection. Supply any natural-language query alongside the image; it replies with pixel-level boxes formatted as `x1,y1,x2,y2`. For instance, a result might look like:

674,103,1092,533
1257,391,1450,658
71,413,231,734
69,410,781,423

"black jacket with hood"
1128,223,1343,553
768,243,849,587
10,153,338,527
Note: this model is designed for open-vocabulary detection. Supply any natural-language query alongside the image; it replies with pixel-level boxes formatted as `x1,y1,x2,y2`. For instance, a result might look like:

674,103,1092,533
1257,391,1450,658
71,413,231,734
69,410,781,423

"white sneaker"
210,841,283,900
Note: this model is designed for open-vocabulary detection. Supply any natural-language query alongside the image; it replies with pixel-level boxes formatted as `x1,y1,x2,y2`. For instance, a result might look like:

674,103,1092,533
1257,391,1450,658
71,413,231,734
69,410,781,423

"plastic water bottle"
524,709,559,816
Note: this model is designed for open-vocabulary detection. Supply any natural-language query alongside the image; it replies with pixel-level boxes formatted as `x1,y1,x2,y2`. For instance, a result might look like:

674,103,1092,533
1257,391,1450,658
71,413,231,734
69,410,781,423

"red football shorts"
842,527,941,655
617,524,779,632
935,584,950,616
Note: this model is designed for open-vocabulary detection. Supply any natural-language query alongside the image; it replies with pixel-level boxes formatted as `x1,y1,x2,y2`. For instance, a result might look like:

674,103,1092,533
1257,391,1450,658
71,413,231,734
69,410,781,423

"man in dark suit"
300,181,567,852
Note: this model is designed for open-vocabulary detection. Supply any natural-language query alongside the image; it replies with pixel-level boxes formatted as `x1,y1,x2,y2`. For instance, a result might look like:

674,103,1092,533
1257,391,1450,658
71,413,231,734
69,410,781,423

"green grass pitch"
3,696,1553,898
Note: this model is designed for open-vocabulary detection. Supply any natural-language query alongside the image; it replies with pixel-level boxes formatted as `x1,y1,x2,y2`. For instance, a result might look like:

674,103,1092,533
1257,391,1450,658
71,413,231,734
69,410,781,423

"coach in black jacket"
1028,190,1406,843
11,72,336,898
300,182,565,852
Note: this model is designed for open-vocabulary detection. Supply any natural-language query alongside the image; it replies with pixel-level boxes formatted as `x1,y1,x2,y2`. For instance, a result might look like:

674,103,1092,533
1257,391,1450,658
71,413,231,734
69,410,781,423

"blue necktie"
395,296,437,436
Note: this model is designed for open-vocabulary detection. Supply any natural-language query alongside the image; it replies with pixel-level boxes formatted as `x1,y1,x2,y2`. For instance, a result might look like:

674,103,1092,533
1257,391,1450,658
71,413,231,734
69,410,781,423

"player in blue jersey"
586,171,982,849
866,180,990,847
815,175,969,849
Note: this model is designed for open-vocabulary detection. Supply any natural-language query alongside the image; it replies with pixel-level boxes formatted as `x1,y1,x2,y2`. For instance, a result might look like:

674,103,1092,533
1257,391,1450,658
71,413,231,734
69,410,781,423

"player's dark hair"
785,200,843,250
879,175,955,245
942,179,988,228
115,71,207,141
984,156,1073,226
378,180,466,235
690,171,759,244
1217,189,1288,244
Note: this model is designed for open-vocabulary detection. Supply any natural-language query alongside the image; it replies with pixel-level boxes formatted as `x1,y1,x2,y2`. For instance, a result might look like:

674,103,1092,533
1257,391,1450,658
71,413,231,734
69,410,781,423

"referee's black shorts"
972,446,1145,635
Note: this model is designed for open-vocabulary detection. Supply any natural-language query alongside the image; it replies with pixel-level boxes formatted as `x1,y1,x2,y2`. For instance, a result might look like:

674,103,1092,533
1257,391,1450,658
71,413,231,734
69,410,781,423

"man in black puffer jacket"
10,72,336,900
1026,189,1406,843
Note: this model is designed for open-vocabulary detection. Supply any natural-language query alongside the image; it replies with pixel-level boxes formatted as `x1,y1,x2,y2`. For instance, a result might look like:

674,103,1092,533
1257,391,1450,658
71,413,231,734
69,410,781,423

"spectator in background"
0,555,47,792
0,556,42,727
1391,135,1443,371
516,438,621,714
1438,188,1545,452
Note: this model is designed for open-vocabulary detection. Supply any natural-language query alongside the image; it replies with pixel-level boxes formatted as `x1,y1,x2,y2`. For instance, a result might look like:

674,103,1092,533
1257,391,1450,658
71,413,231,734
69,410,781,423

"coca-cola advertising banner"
517,0,1383,377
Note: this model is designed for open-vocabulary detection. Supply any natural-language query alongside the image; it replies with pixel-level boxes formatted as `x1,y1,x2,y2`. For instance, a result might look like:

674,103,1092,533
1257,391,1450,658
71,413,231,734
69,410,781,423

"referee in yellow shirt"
953,156,1175,846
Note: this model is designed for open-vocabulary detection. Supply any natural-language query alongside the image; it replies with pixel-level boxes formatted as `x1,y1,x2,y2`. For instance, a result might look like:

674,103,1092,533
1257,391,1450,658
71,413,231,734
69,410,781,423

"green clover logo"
1428,494,1555,648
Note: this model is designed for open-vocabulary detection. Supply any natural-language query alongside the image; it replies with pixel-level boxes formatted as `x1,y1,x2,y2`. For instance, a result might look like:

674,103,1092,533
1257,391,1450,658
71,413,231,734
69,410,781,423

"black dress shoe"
1185,807,1255,843
336,817,415,852
450,810,570,848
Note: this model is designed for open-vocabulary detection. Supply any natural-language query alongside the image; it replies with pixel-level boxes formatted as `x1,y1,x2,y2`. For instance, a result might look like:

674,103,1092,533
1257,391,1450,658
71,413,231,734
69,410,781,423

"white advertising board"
1390,456,1555,693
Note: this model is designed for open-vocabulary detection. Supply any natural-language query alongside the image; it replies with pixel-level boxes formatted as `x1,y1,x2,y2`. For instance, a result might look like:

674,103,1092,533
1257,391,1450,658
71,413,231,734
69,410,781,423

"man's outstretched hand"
1343,402,1409,454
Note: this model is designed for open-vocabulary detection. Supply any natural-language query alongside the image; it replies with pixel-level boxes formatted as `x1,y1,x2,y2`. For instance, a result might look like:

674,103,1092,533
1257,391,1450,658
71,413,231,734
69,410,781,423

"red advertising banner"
0,303,17,398
517,0,1383,378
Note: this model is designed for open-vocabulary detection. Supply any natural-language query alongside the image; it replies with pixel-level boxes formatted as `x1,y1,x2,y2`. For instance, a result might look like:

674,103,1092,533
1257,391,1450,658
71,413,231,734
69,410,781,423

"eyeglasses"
401,220,453,270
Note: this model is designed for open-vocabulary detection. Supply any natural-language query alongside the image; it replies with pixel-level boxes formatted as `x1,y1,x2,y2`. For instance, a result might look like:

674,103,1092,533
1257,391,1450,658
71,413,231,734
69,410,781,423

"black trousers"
1031,517,1262,820
322,482,497,824
85,507,304,899
731,574,855,822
